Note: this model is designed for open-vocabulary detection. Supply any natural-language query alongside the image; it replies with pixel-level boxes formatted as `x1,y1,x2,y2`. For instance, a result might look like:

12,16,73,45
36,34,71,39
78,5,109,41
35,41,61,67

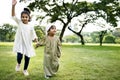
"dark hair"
24,8,31,14
21,8,31,21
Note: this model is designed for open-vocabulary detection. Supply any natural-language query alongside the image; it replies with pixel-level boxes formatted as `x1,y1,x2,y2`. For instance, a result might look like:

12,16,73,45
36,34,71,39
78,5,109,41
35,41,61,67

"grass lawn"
0,42,120,80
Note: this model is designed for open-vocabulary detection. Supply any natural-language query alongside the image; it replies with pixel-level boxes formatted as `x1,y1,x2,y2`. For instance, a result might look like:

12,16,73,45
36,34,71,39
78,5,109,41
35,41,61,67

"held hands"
12,0,17,6
35,42,40,49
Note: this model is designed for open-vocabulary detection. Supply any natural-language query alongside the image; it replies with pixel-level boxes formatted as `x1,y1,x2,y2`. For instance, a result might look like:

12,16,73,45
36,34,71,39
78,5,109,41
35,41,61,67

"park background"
0,0,120,80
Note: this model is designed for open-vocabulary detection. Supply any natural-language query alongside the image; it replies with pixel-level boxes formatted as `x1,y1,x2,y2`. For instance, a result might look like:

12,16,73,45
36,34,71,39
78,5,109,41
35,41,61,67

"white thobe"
12,16,37,57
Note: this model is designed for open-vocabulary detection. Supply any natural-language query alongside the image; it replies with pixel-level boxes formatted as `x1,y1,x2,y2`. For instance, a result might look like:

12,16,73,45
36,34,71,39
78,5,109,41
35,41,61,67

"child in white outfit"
12,0,38,76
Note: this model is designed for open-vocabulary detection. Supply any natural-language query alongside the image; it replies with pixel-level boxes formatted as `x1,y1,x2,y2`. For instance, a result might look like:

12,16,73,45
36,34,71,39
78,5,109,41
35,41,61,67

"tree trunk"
99,30,107,46
79,34,85,45
68,26,85,45
99,35,103,46
59,24,68,42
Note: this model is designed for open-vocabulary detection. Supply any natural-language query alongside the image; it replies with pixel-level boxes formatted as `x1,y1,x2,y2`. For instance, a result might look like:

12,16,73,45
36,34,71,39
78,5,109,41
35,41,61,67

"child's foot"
23,70,29,76
45,75,50,79
45,75,52,79
15,64,20,71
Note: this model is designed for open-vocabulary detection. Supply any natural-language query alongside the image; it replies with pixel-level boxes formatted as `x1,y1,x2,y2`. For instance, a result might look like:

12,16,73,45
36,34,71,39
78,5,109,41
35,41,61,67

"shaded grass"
0,42,120,80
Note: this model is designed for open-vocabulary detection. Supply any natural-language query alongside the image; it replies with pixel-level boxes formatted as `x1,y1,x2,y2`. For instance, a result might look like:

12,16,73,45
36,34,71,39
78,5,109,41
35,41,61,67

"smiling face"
48,25,56,36
21,13,30,24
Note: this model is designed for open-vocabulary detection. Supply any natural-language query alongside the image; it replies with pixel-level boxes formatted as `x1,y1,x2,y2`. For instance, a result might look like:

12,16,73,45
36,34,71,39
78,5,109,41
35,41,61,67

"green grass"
0,42,120,80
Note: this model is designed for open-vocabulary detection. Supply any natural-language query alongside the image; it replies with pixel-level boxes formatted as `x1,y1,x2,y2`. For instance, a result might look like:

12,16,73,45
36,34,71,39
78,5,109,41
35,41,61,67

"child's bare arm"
12,0,17,16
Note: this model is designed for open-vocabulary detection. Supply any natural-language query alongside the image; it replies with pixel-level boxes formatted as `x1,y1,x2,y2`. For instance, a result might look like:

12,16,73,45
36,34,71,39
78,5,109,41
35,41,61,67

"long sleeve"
57,38,61,58
32,27,38,40
12,16,19,25
39,37,46,46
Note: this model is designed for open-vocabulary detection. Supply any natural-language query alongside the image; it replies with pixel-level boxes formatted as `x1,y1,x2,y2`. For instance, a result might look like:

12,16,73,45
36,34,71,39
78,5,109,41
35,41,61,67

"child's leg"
17,52,23,64
23,55,30,76
24,55,30,70
15,52,23,71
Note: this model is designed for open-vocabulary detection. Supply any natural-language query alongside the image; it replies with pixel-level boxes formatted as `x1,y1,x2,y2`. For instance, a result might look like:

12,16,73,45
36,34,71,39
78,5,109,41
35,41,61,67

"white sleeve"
32,26,38,40
12,16,20,24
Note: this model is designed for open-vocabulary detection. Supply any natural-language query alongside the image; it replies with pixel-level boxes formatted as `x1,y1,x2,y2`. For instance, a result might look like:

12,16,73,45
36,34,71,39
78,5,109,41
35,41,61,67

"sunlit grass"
0,42,120,80
63,43,120,46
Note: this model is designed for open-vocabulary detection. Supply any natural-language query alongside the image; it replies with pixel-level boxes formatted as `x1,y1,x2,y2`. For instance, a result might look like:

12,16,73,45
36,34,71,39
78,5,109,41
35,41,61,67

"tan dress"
40,36,61,76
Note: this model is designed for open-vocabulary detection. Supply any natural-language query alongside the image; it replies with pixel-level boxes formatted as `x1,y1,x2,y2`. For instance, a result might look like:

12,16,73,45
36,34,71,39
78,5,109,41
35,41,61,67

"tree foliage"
103,35,115,43
0,24,16,42
112,28,120,37
27,0,120,42
34,25,45,40
94,0,120,27
64,34,79,43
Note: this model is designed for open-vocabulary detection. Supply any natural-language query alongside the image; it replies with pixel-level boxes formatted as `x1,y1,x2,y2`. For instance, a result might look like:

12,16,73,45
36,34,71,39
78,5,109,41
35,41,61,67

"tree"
103,35,115,43
99,30,107,46
112,27,120,37
115,37,120,43
94,0,120,27
0,24,16,42
26,0,120,42
91,32,100,43
68,12,97,45
112,27,120,43
64,34,79,43
27,0,96,41
34,25,45,40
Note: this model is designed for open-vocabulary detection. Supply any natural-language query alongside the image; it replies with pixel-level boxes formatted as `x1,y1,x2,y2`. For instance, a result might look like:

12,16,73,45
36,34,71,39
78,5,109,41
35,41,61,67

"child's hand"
12,0,17,6
58,55,60,58
35,42,40,49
